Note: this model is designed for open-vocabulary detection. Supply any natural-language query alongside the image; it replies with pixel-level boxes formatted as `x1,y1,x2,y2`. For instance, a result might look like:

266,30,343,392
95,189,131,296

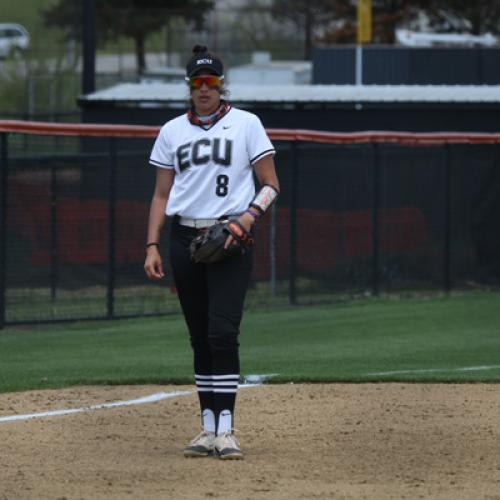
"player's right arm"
144,168,175,280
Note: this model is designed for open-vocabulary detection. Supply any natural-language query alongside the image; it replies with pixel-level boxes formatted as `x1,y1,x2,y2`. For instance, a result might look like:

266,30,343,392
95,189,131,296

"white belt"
179,217,226,228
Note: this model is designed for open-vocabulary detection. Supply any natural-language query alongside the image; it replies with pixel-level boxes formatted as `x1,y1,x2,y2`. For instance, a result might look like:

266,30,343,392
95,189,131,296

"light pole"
356,0,372,85
82,0,96,95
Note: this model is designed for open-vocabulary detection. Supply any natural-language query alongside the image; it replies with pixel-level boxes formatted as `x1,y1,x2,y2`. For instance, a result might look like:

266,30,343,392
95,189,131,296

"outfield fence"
1,121,500,327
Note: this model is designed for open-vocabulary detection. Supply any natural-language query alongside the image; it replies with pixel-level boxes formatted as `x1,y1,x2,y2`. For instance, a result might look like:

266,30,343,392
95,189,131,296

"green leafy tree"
42,0,214,72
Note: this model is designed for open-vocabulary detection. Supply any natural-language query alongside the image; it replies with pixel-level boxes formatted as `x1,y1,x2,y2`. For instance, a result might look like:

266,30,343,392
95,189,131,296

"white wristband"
250,184,279,214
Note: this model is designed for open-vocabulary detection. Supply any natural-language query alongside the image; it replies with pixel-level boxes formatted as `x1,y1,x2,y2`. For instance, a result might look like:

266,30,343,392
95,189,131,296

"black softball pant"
169,218,253,421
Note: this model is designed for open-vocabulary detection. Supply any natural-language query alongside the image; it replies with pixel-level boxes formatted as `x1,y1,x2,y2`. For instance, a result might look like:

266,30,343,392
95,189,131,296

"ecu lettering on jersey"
177,138,233,172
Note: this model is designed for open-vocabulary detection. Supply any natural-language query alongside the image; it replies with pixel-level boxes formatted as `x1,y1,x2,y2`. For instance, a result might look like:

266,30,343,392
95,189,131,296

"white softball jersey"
149,107,275,219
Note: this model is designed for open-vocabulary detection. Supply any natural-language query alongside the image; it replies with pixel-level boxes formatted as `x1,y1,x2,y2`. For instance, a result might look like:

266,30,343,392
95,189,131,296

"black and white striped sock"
195,374,214,394
212,374,239,394
196,374,240,434
195,374,215,433
213,374,239,434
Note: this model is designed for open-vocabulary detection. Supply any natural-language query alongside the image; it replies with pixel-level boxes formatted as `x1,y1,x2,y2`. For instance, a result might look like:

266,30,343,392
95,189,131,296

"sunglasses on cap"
186,75,223,90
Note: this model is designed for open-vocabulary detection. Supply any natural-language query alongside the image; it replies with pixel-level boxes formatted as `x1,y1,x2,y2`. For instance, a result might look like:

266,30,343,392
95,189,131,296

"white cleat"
214,431,243,460
183,431,215,457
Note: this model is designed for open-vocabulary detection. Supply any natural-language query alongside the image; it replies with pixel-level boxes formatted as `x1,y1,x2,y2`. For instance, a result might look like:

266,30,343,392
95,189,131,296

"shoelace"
219,430,240,447
190,430,214,444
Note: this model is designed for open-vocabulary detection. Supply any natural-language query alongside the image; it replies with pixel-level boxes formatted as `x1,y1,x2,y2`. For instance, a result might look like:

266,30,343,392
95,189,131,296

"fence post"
288,141,298,305
82,0,96,95
107,138,117,319
0,133,8,329
371,142,381,296
444,144,452,293
50,160,59,302
269,202,277,297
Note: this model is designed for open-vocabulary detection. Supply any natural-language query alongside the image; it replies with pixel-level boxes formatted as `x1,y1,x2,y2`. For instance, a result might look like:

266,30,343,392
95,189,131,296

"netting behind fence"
1,122,499,325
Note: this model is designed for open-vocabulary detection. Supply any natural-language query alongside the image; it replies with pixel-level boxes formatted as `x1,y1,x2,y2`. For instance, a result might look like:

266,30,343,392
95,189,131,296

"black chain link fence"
1,127,499,326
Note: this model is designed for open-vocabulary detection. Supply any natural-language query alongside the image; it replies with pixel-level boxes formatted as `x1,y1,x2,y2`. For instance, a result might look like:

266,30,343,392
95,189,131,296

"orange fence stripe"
0,120,160,138
1,120,500,144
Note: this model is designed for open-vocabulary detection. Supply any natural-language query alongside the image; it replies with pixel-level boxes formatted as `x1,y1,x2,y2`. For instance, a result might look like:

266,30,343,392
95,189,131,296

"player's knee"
208,330,239,351
190,336,210,352
208,312,241,351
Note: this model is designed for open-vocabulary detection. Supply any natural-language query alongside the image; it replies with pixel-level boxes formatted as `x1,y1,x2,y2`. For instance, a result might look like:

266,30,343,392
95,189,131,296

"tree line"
42,0,500,70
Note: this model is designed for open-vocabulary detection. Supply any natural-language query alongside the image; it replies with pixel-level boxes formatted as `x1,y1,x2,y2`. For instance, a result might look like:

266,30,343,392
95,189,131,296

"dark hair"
192,44,208,55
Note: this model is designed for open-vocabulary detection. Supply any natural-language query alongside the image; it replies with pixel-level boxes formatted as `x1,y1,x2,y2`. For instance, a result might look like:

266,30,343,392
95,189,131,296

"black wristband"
146,242,160,249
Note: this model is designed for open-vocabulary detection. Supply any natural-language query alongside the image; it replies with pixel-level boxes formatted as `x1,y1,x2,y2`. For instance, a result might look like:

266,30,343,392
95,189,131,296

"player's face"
189,71,222,115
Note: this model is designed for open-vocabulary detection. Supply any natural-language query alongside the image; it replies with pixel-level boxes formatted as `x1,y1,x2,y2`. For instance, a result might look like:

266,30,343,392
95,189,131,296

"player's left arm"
237,154,279,232
225,154,279,250
253,154,280,195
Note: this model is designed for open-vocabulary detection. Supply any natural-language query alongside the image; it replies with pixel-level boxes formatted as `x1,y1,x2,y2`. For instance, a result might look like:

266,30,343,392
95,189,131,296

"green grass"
1,291,500,393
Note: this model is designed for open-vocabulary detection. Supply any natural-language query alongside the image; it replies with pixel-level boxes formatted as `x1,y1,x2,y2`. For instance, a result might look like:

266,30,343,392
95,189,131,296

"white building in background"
228,52,312,85
139,51,312,86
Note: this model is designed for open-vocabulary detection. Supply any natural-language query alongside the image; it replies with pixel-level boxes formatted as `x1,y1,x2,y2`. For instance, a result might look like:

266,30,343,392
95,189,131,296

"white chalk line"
0,376,271,424
366,364,500,376
0,390,192,423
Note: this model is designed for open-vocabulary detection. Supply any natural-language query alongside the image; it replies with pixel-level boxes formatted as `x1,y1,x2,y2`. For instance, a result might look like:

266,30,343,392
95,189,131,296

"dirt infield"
1,383,500,500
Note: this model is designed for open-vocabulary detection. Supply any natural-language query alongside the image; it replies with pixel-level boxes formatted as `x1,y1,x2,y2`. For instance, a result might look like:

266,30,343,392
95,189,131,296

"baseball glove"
189,220,254,264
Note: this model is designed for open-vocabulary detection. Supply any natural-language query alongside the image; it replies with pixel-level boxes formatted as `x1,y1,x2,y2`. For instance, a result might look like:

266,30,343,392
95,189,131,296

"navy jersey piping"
250,148,275,165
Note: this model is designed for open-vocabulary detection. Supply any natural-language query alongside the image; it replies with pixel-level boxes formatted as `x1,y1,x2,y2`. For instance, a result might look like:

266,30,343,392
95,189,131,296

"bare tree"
270,0,432,49
322,0,428,44
424,0,500,35
271,0,344,58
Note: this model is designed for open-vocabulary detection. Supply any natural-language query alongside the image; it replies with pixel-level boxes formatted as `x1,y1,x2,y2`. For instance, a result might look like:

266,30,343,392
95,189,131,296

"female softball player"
144,45,279,459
